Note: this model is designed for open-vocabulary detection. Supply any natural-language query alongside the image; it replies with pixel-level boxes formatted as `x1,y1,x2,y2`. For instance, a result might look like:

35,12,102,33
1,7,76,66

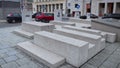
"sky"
0,0,20,2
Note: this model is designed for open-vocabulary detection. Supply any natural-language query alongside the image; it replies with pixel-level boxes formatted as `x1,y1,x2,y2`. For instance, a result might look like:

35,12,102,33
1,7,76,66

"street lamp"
65,0,68,17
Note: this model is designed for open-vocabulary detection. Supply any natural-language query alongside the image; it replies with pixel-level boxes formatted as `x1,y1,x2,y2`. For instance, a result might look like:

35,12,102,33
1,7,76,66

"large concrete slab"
13,22,55,39
69,18,91,24
21,22,55,33
53,28,102,54
34,31,89,67
50,21,75,26
63,25,107,41
17,41,65,68
88,44,96,59
13,29,34,39
62,25,101,35
75,23,91,28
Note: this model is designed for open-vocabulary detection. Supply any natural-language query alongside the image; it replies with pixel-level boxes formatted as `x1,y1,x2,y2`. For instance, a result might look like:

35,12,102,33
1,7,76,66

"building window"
60,3,63,10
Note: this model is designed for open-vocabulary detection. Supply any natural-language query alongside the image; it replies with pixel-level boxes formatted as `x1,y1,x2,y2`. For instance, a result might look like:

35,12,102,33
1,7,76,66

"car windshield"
44,13,54,16
36,13,42,16
13,13,21,17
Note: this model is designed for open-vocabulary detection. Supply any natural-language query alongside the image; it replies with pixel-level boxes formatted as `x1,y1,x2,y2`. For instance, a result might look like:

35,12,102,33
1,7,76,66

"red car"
35,13,54,23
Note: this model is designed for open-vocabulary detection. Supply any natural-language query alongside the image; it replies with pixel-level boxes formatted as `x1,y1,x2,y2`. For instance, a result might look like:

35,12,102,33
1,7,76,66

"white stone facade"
32,0,120,16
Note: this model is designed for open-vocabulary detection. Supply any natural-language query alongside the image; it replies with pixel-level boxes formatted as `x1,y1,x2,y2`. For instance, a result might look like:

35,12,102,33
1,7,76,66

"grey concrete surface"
0,22,120,68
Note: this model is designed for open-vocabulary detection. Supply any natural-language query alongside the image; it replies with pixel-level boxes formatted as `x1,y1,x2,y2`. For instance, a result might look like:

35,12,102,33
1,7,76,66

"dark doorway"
99,3,105,16
107,3,113,14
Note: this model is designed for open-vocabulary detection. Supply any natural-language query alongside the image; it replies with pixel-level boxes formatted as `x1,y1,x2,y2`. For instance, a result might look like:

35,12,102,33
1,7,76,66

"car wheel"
35,18,40,22
12,20,16,23
45,20,49,23
7,20,12,23
41,19,49,23
41,19,45,22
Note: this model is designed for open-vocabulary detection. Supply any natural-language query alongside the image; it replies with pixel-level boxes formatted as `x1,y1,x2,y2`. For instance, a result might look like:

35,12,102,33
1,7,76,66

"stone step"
13,29,34,39
62,25,101,35
17,41,65,68
53,28,101,53
34,31,89,67
50,21,75,26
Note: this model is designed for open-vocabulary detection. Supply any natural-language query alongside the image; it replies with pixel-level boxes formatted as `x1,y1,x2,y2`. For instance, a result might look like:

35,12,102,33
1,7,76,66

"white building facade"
32,0,120,16
91,0,120,16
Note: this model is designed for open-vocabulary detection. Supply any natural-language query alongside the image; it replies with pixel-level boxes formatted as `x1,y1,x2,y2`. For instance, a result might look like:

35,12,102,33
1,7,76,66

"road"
0,21,21,28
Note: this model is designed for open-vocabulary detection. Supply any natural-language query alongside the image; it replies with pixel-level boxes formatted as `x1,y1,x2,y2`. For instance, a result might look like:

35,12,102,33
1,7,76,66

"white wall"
68,0,83,15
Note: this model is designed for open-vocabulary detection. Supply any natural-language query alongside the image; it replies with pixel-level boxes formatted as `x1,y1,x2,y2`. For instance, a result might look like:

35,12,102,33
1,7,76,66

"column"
113,2,116,13
58,4,60,9
51,4,53,13
104,2,107,14
54,4,56,10
48,5,49,13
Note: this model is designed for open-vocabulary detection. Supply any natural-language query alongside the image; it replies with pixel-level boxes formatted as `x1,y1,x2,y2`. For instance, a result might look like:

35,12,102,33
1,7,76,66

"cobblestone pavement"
0,25,120,68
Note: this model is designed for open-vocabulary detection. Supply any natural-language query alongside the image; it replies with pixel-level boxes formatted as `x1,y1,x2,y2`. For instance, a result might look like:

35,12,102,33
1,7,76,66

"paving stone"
107,54,120,64
18,62,41,68
6,50,18,56
80,63,97,68
59,63,75,68
16,53,25,59
16,58,32,66
4,55,18,63
99,60,118,68
117,63,120,68
0,53,8,58
87,52,109,67
0,49,8,54
1,62,19,68
0,59,6,65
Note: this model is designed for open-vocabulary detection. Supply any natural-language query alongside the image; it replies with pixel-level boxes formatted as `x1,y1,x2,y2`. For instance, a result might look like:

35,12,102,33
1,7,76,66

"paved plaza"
0,23,120,68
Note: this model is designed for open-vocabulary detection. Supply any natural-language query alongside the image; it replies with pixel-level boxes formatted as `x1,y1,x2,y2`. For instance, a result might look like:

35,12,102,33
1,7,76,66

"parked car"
80,15,87,19
35,13,54,23
102,13,120,19
6,13,22,23
32,12,41,18
80,14,98,19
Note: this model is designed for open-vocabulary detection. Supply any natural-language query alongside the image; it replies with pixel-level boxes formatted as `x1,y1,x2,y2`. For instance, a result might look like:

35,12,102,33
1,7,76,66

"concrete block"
21,22,55,33
34,31,89,67
75,23,91,28
53,28,101,54
88,44,96,59
13,29,34,39
100,38,106,50
69,18,91,24
102,32,116,43
101,32,107,40
50,21,75,26
62,25,101,35
17,41,65,68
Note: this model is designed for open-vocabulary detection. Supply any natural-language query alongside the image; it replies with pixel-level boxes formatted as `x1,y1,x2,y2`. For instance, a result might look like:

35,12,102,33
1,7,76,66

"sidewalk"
0,20,6,23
